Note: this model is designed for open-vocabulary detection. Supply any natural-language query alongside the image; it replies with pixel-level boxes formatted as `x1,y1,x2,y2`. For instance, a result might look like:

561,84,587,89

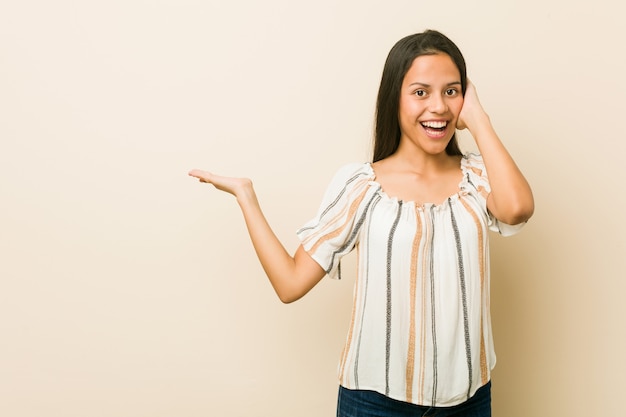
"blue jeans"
337,382,491,417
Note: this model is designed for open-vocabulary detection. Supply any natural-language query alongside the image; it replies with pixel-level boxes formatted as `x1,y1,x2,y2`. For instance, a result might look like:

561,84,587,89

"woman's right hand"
188,169,254,201
188,168,325,303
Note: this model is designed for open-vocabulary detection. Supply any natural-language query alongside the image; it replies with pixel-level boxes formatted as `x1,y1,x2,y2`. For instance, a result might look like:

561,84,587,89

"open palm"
188,169,253,198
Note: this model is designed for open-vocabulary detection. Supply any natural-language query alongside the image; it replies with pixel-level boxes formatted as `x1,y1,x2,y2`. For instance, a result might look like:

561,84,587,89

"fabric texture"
297,153,524,407
337,381,491,417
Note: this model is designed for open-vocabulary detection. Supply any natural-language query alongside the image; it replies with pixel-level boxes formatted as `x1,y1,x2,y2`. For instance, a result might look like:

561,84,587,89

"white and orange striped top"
297,153,524,407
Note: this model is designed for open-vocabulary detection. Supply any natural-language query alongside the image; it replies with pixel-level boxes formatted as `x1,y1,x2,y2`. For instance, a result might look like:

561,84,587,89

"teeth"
422,121,447,128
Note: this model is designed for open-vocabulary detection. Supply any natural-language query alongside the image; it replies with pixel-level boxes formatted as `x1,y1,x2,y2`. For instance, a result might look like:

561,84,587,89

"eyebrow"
408,81,462,88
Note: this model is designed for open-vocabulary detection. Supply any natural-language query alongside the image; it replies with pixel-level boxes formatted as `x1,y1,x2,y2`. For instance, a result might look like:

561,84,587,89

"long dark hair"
372,30,467,162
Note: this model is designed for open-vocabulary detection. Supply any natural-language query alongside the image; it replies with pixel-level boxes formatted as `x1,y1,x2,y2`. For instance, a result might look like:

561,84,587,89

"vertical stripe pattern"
296,154,525,408
449,198,473,400
405,208,422,402
385,200,403,396
459,197,489,384
428,205,438,406
418,208,432,404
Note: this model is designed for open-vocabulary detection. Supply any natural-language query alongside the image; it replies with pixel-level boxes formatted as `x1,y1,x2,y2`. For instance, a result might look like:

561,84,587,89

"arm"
188,170,326,303
457,81,535,225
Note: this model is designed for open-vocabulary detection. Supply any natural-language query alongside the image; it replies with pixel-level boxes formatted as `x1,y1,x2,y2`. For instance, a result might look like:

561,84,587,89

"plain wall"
1,1,624,416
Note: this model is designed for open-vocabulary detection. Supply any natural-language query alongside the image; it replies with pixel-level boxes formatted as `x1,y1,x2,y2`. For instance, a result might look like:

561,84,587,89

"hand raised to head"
456,80,487,131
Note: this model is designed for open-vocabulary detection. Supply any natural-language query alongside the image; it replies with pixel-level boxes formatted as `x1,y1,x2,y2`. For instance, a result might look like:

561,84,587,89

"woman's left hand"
456,80,487,131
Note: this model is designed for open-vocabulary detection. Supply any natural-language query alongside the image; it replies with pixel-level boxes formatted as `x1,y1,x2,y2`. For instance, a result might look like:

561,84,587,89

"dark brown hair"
372,30,467,162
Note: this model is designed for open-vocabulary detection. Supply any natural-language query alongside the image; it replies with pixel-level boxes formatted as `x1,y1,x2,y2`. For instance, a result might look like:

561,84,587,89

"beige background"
1,0,624,416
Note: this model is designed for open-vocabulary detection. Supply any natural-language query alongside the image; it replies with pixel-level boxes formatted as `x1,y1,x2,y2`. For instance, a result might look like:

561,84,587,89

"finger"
188,169,210,179
188,169,204,177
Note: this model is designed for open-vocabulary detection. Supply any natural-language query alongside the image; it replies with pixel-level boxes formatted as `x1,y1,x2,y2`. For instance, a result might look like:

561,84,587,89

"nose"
428,93,448,114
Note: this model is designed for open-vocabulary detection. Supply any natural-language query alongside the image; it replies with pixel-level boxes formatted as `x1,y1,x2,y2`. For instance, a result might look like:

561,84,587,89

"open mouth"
421,121,447,130
420,121,448,137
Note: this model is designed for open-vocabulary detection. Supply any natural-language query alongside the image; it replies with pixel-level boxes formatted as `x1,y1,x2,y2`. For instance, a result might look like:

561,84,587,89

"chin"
425,140,453,155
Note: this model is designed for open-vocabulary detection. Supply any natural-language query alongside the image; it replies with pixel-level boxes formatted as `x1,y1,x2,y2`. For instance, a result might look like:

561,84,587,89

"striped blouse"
297,153,524,407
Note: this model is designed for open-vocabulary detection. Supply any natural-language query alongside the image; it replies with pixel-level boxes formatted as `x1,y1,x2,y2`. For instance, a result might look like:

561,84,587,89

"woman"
189,30,534,417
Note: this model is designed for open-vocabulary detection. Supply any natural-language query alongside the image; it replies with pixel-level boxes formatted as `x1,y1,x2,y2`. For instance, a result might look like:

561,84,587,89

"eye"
445,88,459,96
413,89,427,97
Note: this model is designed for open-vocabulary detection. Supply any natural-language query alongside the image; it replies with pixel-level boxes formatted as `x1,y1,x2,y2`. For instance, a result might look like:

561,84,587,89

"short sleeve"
297,163,374,279
463,153,526,237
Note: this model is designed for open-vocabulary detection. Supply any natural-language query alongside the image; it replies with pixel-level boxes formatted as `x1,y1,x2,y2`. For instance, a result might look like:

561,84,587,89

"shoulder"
335,161,372,176
460,153,492,195
462,152,484,166
328,162,373,185
462,153,487,177
318,162,375,203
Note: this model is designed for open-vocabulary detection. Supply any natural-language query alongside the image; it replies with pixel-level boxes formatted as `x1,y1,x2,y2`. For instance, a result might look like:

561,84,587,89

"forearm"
188,169,325,303
236,185,324,303
468,113,534,224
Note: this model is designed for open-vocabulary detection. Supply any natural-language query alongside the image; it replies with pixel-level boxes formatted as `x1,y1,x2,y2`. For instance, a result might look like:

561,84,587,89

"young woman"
189,30,534,417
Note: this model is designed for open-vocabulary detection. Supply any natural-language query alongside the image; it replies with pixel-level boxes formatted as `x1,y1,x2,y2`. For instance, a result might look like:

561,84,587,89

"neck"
391,145,458,174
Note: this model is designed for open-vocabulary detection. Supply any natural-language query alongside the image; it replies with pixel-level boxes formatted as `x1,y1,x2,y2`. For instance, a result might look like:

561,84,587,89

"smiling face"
397,53,464,156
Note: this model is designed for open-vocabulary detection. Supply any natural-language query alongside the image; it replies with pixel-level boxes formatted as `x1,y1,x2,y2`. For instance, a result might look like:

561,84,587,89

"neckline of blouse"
363,156,473,210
